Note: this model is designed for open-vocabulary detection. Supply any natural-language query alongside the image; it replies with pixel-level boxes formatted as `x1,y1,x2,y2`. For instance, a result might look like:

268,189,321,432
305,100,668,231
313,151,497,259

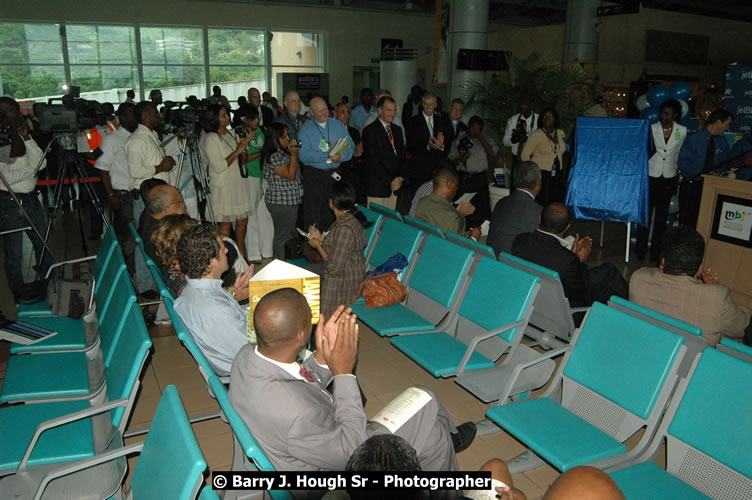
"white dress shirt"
0,138,46,193
125,124,170,190
95,127,132,191
503,112,539,155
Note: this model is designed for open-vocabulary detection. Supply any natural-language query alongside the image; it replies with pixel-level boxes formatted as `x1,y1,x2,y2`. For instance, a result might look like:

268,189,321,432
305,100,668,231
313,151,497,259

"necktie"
427,117,434,137
386,124,396,152
299,363,315,383
704,133,716,173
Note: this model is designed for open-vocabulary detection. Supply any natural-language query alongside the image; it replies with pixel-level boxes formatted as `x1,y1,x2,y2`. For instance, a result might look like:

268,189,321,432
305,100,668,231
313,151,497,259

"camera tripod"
168,124,215,223
36,133,110,262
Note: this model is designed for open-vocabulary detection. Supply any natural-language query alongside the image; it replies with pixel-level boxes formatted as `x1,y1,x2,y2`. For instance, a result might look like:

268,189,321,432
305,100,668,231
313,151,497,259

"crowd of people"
2,80,752,498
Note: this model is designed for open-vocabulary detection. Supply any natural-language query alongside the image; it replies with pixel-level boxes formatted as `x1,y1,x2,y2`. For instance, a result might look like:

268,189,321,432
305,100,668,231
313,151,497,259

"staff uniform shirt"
349,104,377,134
125,124,170,190
95,127,132,191
298,118,354,170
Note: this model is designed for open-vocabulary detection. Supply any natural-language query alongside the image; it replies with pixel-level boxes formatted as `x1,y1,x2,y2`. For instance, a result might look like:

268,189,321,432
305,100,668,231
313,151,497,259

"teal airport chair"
609,348,752,499
404,215,444,238
209,375,291,500
446,231,496,260
367,201,403,222
17,226,119,318
353,235,474,337
0,385,207,500
717,337,752,363
0,305,152,477
391,257,539,378
364,218,423,283
486,302,686,474
355,203,385,265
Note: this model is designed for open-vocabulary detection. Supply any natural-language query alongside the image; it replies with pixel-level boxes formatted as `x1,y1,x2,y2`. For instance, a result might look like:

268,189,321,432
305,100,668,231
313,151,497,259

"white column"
563,0,601,63
448,0,489,103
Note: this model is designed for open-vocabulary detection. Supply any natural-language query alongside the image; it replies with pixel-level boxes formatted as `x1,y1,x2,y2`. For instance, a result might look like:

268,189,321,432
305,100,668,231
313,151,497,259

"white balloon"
669,195,680,214
636,94,650,112
679,99,689,119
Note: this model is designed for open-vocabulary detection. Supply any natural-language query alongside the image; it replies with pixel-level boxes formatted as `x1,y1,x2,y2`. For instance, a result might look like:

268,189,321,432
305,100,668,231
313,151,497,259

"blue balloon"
647,85,669,108
640,106,659,123
669,81,692,101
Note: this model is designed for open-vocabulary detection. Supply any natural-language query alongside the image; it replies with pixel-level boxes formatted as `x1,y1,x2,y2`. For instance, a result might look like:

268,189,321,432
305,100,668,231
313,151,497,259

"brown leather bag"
358,272,407,308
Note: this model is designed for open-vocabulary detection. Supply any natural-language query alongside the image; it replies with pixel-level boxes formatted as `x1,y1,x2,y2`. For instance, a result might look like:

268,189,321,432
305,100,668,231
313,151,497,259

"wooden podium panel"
697,175,752,309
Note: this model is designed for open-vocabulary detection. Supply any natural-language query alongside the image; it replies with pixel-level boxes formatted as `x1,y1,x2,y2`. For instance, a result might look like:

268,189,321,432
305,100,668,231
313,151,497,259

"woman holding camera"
200,104,253,257
262,122,303,260
519,107,567,205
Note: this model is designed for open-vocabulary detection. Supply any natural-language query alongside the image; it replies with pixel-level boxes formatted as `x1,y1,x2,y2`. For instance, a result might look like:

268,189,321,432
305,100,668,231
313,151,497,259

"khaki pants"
367,194,397,210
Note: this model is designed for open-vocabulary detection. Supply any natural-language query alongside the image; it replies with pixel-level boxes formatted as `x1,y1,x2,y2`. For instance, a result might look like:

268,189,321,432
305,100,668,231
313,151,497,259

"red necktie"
299,364,315,383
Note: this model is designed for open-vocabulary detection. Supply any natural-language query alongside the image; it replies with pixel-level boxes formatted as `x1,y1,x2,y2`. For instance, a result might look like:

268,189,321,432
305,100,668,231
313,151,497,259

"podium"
696,175,752,309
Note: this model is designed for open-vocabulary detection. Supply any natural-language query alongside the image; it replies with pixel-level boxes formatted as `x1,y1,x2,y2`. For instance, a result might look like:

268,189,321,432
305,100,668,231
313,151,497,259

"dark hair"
237,96,248,107
346,435,421,500
468,115,484,128
376,96,395,109
176,224,222,279
126,89,135,98
360,88,373,98
134,100,154,124
450,98,464,107
241,105,260,121
262,122,289,164
537,107,561,130
541,203,570,233
116,102,135,118
513,161,542,190
660,99,682,120
433,163,459,187
706,108,733,125
139,178,167,206
203,104,227,133
330,181,372,229
661,226,705,276
102,102,115,115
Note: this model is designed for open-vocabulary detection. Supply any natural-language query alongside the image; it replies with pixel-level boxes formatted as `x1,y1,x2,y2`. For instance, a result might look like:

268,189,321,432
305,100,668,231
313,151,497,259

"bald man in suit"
229,289,473,497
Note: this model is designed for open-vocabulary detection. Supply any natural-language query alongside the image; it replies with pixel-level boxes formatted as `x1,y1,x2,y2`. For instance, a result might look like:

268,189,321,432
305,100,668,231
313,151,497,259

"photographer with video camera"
448,115,498,227
0,96,52,300
503,97,538,185
125,100,175,296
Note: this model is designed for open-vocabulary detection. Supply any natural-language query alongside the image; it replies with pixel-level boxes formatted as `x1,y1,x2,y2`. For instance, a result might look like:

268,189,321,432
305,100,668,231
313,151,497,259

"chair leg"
507,450,546,474
475,418,503,437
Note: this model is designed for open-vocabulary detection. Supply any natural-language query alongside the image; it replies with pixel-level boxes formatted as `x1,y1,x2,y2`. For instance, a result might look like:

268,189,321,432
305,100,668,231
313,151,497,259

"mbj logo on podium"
718,200,752,242
725,209,749,221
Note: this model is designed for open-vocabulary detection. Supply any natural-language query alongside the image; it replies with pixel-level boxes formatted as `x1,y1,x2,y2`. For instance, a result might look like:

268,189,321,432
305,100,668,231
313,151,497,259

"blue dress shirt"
298,118,355,170
275,111,308,141
678,128,730,177
349,104,378,133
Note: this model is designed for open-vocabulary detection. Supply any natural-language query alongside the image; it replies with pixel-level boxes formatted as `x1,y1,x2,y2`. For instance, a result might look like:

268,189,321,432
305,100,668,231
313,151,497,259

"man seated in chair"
512,203,628,308
228,288,476,487
629,226,752,347
173,224,253,377
415,164,481,239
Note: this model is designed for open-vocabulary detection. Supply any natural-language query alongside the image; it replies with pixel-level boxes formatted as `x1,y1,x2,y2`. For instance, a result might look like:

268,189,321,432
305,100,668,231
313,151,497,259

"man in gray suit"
487,161,543,256
229,289,473,490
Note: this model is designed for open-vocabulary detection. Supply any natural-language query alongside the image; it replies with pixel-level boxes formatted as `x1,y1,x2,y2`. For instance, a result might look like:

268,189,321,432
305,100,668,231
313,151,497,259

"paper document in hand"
455,192,476,205
329,137,352,158
372,387,432,433
248,260,321,335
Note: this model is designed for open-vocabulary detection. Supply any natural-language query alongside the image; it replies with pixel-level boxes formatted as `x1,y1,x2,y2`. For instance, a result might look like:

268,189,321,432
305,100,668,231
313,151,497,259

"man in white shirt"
503,99,538,159
174,223,254,377
349,88,377,134
125,101,174,294
0,97,52,298
96,102,138,272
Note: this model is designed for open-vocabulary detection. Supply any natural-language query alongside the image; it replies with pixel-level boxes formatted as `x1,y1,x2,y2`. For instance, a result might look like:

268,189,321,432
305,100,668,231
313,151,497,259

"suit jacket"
445,119,468,149
362,119,406,197
512,230,590,307
259,105,275,131
629,267,751,347
648,121,687,178
487,189,542,256
406,112,453,186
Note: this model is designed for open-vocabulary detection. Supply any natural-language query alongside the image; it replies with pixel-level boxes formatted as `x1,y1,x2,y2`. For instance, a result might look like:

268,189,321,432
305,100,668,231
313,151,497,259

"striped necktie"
386,124,396,153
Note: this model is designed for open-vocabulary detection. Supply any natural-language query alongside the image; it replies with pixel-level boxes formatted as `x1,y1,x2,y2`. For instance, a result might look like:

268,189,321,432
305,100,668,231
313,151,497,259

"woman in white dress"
200,104,253,257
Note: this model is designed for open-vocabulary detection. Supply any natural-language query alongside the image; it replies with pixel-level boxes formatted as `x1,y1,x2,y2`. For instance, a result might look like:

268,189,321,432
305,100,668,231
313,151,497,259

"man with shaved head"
512,203,628,307
543,466,625,500
229,288,473,486
298,96,355,230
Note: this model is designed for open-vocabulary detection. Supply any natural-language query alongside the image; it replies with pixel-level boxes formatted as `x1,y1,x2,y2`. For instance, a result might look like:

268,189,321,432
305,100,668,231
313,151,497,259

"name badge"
319,138,329,153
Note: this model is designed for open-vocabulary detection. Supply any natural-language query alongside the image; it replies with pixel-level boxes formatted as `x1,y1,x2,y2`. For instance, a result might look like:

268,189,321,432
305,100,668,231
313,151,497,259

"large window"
0,22,323,104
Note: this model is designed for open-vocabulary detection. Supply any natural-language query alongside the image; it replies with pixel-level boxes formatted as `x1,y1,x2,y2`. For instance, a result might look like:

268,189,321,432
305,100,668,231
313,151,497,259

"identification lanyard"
315,122,330,152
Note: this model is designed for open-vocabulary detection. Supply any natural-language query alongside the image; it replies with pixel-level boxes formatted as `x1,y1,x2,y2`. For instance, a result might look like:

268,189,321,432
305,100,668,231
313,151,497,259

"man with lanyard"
275,91,308,142
97,102,139,273
125,100,175,297
677,108,733,228
298,97,355,230
0,97,52,300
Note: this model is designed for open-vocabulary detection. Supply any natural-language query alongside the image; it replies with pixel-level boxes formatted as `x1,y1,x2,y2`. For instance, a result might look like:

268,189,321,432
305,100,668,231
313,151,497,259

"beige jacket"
629,267,751,347
519,128,566,173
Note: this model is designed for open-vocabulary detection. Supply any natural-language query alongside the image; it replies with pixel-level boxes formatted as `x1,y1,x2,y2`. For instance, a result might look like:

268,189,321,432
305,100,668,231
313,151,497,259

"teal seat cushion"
0,400,94,472
391,332,494,377
16,299,54,318
9,316,85,353
610,462,709,500
351,303,434,337
0,352,90,402
286,258,309,268
486,397,627,471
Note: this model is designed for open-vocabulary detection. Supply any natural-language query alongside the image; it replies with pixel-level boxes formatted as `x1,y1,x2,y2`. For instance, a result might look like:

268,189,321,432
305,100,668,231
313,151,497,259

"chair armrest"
570,307,589,314
18,397,129,471
44,255,96,279
496,346,570,403
456,319,526,375
33,442,144,500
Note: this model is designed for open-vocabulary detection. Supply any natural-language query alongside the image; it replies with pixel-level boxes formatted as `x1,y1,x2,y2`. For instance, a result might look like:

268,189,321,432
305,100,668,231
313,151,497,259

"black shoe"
139,290,160,301
451,422,477,453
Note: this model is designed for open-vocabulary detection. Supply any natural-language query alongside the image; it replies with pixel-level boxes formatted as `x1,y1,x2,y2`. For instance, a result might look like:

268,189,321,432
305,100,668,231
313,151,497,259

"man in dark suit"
512,203,628,307
406,93,452,187
362,96,406,209
487,161,542,256
247,87,275,131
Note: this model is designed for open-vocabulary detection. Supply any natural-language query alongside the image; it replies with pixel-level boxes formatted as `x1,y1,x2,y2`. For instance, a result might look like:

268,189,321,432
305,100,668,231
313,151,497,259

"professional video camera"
510,116,528,144
457,135,474,155
163,101,216,132
33,86,98,133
